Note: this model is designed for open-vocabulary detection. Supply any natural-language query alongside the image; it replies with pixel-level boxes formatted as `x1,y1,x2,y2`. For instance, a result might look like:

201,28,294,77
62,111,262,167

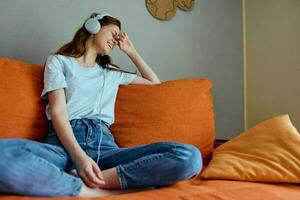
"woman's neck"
76,55,97,67
76,41,98,67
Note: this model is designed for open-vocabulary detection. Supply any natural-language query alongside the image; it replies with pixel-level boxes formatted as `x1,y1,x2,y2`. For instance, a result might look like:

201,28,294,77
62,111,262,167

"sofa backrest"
0,57,47,141
110,78,215,161
0,56,215,161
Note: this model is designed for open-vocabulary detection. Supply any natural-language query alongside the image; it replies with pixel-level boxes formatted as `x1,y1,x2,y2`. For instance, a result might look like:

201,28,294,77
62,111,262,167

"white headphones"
84,13,112,34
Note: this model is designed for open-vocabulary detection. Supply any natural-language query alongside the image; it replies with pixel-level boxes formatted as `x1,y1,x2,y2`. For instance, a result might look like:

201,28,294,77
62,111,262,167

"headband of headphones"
84,13,112,34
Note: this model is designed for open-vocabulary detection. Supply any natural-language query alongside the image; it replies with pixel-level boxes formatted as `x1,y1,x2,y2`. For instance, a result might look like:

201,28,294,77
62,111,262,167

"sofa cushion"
110,78,215,161
0,57,47,141
201,115,300,183
185,179,300,200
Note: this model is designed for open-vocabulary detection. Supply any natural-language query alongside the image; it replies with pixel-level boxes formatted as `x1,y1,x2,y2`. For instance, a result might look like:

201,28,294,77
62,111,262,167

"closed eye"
112,32,118,40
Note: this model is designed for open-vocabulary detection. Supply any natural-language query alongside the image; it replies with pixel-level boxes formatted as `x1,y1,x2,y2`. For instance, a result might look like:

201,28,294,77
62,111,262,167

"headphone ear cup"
84,18,101,34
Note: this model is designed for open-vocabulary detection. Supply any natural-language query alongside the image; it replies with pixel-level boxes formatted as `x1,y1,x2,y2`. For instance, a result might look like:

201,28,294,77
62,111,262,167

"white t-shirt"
40,54,137,126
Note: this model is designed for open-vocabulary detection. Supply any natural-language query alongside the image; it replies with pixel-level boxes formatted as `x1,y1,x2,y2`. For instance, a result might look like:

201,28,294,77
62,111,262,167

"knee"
172,143,203,179
0,139,28,159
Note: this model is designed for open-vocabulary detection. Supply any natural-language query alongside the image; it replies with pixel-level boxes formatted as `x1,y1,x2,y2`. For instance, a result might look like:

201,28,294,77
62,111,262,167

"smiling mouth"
107,42,113,49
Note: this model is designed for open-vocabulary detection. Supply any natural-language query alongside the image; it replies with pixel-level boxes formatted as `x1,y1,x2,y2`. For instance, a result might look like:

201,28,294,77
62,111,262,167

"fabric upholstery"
110,78,215,161
201,115,300,183
0,57,47,141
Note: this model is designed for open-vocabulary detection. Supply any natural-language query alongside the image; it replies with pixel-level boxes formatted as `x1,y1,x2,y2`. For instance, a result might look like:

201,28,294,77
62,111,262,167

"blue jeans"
0,118,202,197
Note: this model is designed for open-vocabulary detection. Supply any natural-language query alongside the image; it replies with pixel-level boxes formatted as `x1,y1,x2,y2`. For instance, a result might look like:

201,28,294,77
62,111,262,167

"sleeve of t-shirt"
112,70,138,85
40,55,68,100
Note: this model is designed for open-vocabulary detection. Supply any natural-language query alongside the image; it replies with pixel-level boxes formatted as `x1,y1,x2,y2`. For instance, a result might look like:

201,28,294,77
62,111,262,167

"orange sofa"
1,56,300,200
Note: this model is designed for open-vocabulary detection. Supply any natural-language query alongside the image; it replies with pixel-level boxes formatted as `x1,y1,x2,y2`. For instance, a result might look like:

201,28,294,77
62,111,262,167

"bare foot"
78,183,123,197
77,182,155,197
75,168,155,197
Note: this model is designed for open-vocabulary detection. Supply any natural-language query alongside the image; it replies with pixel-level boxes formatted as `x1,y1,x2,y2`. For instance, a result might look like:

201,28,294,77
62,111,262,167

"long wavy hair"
55,13,137,74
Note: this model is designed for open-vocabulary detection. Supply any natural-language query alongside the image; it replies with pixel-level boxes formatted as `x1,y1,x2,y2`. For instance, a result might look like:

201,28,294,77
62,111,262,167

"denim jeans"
0,118,202,197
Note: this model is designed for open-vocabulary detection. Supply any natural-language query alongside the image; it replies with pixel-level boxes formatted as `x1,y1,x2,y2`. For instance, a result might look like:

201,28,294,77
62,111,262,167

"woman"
0,12,202,197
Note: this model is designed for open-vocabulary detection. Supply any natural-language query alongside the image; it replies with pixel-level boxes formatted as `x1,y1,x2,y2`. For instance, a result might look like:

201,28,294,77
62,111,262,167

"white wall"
245,0,300,130
0,0,244,139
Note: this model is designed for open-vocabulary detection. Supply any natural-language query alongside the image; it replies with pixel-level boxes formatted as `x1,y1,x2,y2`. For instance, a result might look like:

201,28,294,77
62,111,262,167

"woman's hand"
75,154,105,188
117,32,137,56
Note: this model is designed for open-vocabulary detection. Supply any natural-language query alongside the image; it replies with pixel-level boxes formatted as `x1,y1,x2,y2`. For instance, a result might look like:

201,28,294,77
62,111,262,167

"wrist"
72,150,87,164
126,48,138,57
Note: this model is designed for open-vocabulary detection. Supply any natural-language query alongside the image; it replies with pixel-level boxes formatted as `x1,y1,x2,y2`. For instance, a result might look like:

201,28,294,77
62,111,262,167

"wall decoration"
146,0,195,21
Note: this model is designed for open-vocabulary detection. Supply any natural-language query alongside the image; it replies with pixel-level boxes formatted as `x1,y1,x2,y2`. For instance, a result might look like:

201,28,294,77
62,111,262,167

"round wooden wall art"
146,0,195,20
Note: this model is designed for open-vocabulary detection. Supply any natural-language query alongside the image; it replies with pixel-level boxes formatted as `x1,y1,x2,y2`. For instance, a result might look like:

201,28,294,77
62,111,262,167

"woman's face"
93,24,120,55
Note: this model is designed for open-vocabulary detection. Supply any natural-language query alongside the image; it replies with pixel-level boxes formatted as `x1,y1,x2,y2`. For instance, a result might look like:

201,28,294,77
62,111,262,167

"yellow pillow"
201,115,300,183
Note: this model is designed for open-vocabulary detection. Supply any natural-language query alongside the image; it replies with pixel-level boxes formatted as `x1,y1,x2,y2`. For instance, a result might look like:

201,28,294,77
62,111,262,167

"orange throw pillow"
110,78,215,161
201,115,300,183
0,57,47,141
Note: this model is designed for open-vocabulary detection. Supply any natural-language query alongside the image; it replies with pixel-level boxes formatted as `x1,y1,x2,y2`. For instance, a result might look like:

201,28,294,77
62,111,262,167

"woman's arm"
48,89,85,163
127,50,160,84
117,32,161,84
48,89,105,187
